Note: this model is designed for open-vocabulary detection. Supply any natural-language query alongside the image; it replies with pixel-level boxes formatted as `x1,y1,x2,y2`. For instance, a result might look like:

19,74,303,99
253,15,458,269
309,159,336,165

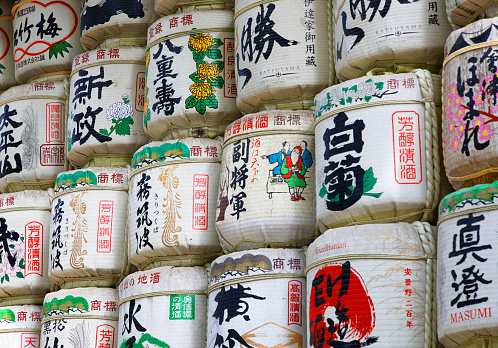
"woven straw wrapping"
49,167,128,289
442,18,498,190
145,10,241,141
0,2,17,91
216,110,316,252
81,0,159,50
0,81,67,193
234,0,328,114
128,138,222,270
333,0,451,82
314,70,441,231
12,0,84,84
155,0,234,16
41,288,119,348
67,47,150,169
437,182,498,348
306,222,437,348
118,266,207,347
446,0,498,28
208,248,306,348
0,305,42,346
0,190,51,302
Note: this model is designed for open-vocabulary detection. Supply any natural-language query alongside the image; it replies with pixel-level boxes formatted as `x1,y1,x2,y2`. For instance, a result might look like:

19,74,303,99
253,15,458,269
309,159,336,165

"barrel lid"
438,181,498,220
223,110,314,144
42,288,119,321
119,266,208,301
209,248,305,290
314,73,424,122
131,137,222,172
0,81,67,105
307,223,427,272
0,305,42,330
147,9,234,49
0,190,51,211
71,46,146,73
54,167,129,194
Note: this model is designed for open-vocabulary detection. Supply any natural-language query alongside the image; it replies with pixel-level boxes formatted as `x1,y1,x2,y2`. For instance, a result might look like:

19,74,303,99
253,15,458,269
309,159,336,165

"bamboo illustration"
158,166,181,247
70,192,88,269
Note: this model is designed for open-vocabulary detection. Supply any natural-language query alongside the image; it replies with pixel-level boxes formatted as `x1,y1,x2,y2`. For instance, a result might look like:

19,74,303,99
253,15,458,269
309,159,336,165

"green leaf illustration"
188,72,202,83
185,95,197,109
365,96,372,102
20,237,24,242
5,274,9,282
213,38,223,48
205,95,218,109
1,277,4,284
363,167,377,192
144,109,151,127
16,272,24,279
115,121,132,136
319,182,327,198
375,82,384,90
212,60,224,71
8,244,13,249
195,99,207,114
19,258,24,269
0,63,5,74
209,76,224,89
99,129,110,136
192,50,206,63
206,48,222,60
49,40,73,59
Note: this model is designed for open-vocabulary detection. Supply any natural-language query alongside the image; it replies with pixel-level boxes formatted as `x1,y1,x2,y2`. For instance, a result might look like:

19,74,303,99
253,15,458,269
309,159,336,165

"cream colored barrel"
314,70,441,231
446,0,498,28
216,110,316,252
41,288,119,348
118,266,207,347
0,81,66,193
437,181,498,347
155,0,234,16
306,222,437,347
208,248,306,348
0,191,51,304
0,2,17,91
81,0,159,50
67,47,149,169
145,10,241,140
333,0,451,82
128,138,222,270
49,167,128,288
12,0,84,84
0,305,42,347
234,0,328,114
442,18,498,190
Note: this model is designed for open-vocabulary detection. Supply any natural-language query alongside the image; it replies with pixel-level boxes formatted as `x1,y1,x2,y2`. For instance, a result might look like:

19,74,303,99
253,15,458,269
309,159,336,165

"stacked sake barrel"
0,1,17,93
0,305,42,347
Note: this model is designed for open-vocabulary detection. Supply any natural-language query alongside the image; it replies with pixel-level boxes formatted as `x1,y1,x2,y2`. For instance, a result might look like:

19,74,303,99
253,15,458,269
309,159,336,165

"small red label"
224,38,236,99
95,324,115,348
192,174,209,230
391,111,422,184
135,72,145,112
40,144,65,166
288,280,302,326
46,102,64,143
21,333,40,347
97,201,113,253
25,222,43,277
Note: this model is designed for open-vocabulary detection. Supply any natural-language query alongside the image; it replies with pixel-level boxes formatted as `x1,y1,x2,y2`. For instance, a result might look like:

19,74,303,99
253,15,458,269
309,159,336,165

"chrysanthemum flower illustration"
188,33,215,52
452,136,461,152
190,82,215,101
479,125,494,142
195,62,220,82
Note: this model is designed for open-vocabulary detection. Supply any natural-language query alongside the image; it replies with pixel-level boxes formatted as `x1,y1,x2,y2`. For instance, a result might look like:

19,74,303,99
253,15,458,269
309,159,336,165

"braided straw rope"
167,0,234,14
130,157,221,180
41,314,118,326
0,328,41,333
147,28,233,51
458,336,498,348
208,272,305,294
119,290,207,307
70,60,145,78
139,252,222,271
222,128,314,150
51,184,128,201
0,293,45,306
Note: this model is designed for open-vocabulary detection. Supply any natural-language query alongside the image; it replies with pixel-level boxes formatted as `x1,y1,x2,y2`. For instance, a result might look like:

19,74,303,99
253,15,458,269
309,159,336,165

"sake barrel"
118,266,207,347
81,0,159,50
437,181,498,347
234,0,328,114
314,70,441,231
67,47,149,169
0,305,42,347
128,138,221,270
333,0,451,82
0,1,17,91
12,0,85,84
446,0,498,28
216,110,316,252
307,222,437,347
49,167,128,288
208,248,306,348
0,81,66,193
41,288,119,348
155,0,234,16
145,10,241,140
0,191,51,303
442,18,498,190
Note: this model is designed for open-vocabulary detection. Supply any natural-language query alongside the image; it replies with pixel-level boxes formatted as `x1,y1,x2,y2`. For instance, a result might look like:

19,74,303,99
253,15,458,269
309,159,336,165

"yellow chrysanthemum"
195,62,220,82
145,50,150,69
144,97,149,112
188,33,215,53
190,82,215,101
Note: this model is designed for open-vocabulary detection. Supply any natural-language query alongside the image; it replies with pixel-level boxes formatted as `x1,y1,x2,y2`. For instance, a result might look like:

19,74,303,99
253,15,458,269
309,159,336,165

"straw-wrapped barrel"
41,288,119,348
208,248,306,348
0,1,17,92
333,0,451,81
446,0,498,28
216,110,316,252
128,138,222,269
118,266,207,347
438,181,498,347
49,167,128,288
307,222,437,347
12,0,84,84
0,305,42,347
314,70,441,231
144,10,241,140
67,47,149,168
234,0,328,114
442,18,498,190
0,81,66,193
155,0,234,16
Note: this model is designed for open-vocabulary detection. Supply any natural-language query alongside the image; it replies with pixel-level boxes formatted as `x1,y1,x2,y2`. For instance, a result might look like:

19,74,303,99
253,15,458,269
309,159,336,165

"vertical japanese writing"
25,221,42,277
404,268,413,329
0,104,23,178
224,38,236,98
95,324,115,348
192,174,209,230
159,166,182,247
304,0,316,67
392,111,422,184
51,198,64,271
170,295,195,320
230,139,250,220
250,137,260,182
97,201,113,253
135,72,146,112
288,280,302,326
122,299,147,348
135,173,154,252
428,1,440,25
